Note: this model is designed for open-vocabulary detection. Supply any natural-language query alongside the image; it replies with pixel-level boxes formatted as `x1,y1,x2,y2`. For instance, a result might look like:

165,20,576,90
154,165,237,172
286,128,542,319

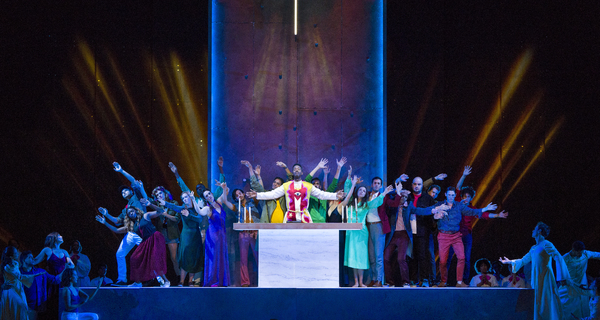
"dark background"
1,1,599,281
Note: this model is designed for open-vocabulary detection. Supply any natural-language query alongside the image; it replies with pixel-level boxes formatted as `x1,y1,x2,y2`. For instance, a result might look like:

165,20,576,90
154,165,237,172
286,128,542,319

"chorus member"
69,241,91,287
246,164,345,223
222,186,260,287
345,178,394,287
151,186,182,279
500,222,570,320
96,205,169,287
243,160,287,223
382,180,412,287
200,181,232,287
1,246,45,320
561,241,600,318
304,158,347,223
447,166,508,282
159,191,204,286
469,259,498,287
406,176,438,286
20,250,62,320
414,187,497,287
60,268,102,320
364,175,386,287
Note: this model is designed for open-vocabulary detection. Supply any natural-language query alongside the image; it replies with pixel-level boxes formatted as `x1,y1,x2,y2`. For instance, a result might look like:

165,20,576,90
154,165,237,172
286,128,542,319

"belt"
366,221,382,226
439,230,458,235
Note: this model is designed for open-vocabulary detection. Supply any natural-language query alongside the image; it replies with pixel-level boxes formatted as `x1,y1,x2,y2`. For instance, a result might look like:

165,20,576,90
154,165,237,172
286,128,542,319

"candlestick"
238,198,242,223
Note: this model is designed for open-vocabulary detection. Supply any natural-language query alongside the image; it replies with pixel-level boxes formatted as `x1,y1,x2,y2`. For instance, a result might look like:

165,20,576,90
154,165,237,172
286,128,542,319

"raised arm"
306,158,328,182
215,181,234,211
327,157,346,192
424,173,447,190
276,161,293,181
213,156,225,199
322,166,329,190
169,162,193,193
247,185,285,200
340,176,358,206
456,166,472,190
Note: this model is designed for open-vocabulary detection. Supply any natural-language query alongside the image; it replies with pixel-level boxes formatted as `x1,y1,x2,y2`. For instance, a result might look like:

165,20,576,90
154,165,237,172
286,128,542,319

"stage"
74,287,534,319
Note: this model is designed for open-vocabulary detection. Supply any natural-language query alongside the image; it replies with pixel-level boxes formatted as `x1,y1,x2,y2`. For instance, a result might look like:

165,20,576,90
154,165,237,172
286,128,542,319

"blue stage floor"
76,287,534,320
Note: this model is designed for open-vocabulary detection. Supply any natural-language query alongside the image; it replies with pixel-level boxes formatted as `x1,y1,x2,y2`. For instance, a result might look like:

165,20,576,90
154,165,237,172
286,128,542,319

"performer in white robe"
561,242,600,318
500,222,570,320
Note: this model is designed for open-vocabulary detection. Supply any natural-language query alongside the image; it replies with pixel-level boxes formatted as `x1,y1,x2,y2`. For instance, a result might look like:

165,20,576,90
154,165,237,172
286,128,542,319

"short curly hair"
536,222,550,238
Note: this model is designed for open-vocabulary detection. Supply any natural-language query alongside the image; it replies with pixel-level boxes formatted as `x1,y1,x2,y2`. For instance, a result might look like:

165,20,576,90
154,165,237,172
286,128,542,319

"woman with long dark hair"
200,181,233,287
60,268,102,320
344,181,394,287
151,186,182,280
161,190,204,286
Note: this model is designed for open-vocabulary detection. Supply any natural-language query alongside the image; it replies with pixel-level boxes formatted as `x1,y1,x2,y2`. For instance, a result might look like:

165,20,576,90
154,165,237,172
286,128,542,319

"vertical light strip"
294,0,297,35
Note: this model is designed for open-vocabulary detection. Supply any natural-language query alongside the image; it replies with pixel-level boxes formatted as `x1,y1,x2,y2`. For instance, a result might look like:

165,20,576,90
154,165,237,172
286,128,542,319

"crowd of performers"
2,158,600,320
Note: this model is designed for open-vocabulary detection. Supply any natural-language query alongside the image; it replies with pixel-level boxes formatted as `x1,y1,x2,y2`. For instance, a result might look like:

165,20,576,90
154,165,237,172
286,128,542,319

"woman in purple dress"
32,232,75,275
199,181,232,287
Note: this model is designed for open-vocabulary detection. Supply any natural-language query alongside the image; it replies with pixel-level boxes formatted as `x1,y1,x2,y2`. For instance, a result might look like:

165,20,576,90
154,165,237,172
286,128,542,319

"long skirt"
130,232,167,282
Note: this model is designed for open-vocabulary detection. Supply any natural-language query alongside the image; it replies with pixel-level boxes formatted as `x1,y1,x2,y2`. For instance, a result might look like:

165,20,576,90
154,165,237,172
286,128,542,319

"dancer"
32,233,74,275
200,181,232,287
561,241,600,318
60,268,103,320
151,186,182,280
469,258,498,287
1,246,45,320
20,250,62,320
246,163,345,223
96,205,169,287
97,162,147,285
345,177,394,287
161,191,204,286
500,222,570,320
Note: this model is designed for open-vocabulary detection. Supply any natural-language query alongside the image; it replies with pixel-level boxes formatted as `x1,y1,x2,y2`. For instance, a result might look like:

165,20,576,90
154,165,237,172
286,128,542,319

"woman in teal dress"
164,191,204,286
344,181,394,287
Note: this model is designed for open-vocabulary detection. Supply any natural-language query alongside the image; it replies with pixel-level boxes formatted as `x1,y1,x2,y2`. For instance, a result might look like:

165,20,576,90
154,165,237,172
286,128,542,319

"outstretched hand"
463,166,472,176
336,157,347,168
113,162,122,172
499,257,512,264
351,175,359,185
382,185,394,195
336,190,345,200
140,199,150,207
168,162,178,174
485,203,498,212
435,173,447,181
95,215,106,224
400,174,409,182
98,207,108,216
275,161,287,168
317,158,329,169
395,179,403,193
181,209,189,217
348,165,352,177
241,160,251,168
217,156,224,168
498,210,509,218
246,190,257,199
254,165,261,176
